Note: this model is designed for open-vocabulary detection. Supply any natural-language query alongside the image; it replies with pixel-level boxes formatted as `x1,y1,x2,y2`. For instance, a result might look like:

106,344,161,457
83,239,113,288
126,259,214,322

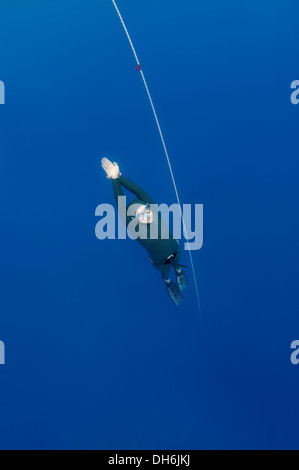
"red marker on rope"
135,64,142,72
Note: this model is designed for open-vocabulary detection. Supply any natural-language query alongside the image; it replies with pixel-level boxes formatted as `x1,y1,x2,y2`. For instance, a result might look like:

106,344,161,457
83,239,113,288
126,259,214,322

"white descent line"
111,0,202,317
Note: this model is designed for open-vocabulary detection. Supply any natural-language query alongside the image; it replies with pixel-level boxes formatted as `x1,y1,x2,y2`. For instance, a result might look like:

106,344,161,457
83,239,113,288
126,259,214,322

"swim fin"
176,270,188,292
166,281,183,306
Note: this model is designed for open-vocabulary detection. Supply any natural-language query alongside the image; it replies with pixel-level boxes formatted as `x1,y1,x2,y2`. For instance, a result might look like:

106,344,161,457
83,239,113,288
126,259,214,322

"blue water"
1,0,299,450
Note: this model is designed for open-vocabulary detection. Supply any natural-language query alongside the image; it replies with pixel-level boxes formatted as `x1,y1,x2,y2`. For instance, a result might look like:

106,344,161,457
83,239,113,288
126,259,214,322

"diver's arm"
101,157,124,208
101,158,153,203
118,175,155,204
112,178,124,206
111,178,129,227
101,158,127,222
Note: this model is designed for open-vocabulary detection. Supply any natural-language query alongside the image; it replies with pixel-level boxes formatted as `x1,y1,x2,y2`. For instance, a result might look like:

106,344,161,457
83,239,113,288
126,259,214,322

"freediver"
101,157,188,305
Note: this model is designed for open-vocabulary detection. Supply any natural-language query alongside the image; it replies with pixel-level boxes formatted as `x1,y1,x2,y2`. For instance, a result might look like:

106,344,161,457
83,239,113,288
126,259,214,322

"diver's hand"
101,158,120,179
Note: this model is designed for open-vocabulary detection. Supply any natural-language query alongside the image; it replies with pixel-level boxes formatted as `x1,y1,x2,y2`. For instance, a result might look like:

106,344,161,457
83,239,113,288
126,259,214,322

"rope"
111,0,202,317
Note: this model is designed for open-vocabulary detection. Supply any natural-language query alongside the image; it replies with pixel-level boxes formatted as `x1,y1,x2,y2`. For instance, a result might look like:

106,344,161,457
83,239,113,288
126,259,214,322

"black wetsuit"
112,175,182,280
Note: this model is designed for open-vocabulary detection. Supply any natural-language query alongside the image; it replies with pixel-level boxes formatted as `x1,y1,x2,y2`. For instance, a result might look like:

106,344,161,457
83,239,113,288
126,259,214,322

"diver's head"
134,203,153,224
127,199,154,224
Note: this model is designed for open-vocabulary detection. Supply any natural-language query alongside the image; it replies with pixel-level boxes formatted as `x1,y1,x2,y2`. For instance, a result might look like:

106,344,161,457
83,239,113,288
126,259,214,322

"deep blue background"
0,0,299,450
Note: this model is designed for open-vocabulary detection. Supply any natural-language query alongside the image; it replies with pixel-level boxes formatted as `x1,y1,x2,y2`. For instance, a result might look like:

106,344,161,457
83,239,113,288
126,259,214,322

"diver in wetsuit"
101,158,188,305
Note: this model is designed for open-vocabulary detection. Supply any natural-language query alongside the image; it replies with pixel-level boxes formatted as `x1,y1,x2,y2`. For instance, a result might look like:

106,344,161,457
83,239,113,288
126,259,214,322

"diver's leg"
151,259,183,305
172,247,182,273
161,262,171,283
172,247,188,292
151,258,171,282
160,263,183,306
